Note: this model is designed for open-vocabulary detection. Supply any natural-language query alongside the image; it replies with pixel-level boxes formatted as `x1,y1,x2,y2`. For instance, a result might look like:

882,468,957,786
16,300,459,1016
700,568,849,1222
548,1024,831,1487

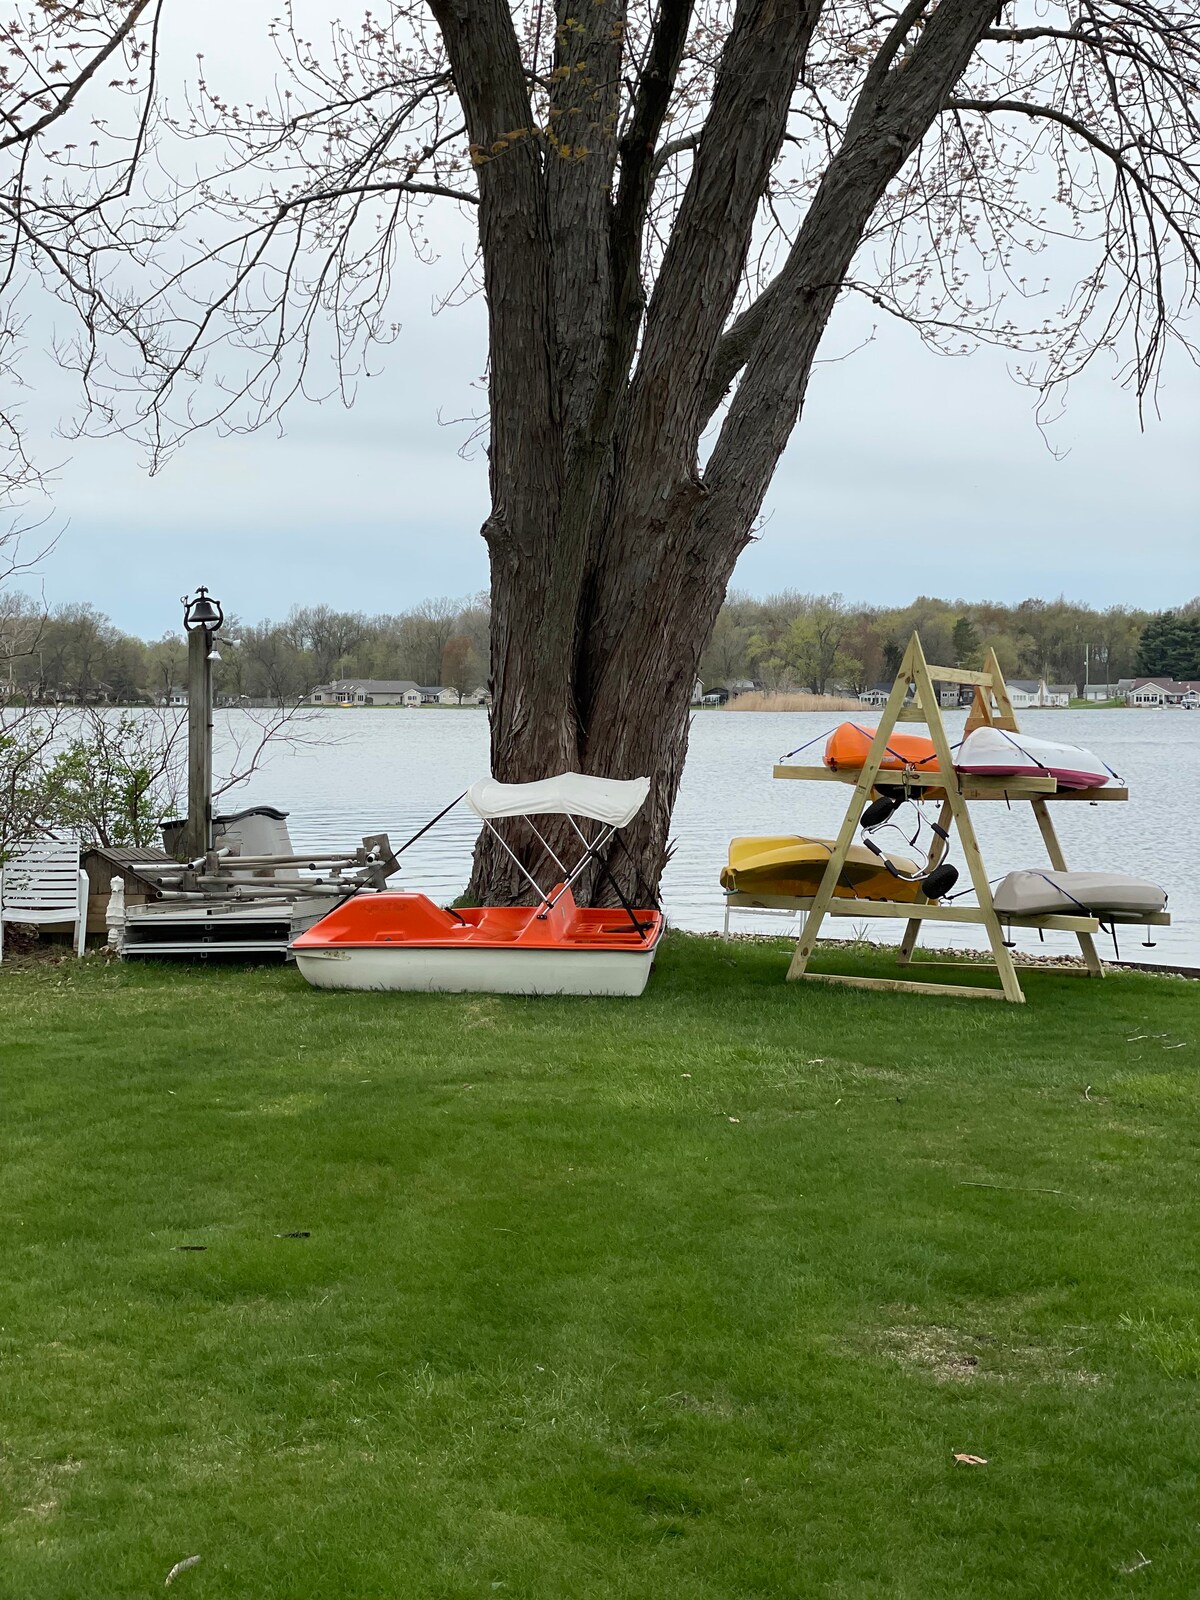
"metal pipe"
525,818,569,875
541,823,619,911
213,852,363,868
193,877,349,896
482,818,550,904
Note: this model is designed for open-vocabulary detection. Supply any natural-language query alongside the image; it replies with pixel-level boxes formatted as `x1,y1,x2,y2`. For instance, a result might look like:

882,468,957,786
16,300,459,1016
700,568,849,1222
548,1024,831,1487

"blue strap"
846,721,940,770
779,727,837,762
991,726,1121,785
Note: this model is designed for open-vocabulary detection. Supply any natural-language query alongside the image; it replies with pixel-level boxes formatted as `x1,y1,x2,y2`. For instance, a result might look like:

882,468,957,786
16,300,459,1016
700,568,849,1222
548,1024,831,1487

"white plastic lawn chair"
0,838,89,961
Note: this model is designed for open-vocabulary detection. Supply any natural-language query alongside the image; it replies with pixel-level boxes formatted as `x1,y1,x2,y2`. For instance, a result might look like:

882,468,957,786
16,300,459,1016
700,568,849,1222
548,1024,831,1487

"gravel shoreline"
713,929,1198,979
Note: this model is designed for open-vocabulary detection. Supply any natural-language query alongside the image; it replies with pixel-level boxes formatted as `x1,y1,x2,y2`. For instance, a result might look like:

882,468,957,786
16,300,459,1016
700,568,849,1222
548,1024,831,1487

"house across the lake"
1124,676,1200,708
700,679,761,705
860,680,967,710
309,678,421,706
1007,679,1044,709
1006,679,1077,709
308,678,487,706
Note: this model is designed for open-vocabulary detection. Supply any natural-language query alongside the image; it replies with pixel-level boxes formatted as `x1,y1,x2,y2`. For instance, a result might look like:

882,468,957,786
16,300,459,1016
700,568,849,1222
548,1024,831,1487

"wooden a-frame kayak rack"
772,633,1168,1004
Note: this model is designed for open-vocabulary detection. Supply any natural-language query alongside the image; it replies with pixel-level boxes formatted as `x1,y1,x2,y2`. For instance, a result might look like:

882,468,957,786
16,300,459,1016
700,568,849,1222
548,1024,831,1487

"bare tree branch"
0,0,154,153
279,178,478,208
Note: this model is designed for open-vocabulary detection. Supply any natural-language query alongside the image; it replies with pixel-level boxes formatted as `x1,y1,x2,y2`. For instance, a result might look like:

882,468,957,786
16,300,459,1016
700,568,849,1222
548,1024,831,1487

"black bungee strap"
392,791,469,858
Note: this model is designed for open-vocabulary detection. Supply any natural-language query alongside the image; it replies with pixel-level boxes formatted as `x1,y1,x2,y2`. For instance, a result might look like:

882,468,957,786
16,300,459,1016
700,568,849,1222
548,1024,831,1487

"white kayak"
955,726,1111,789
993,871,1166,919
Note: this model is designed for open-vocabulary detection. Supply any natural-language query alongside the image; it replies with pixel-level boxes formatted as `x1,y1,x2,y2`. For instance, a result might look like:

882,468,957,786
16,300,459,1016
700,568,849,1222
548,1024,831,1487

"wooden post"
965,646,1017,735
185,625,213,859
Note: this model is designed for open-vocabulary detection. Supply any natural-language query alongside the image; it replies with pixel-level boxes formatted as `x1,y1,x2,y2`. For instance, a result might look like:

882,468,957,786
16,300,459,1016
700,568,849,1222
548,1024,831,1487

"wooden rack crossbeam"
772,765,1129,803
728,895,1170,931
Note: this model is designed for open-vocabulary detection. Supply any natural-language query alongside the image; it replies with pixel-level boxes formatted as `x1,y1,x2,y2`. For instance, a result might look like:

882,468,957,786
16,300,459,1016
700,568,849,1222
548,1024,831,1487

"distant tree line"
0,594,492,706
698,594,1200,697
1135,612,1200,681
1,588,1196,707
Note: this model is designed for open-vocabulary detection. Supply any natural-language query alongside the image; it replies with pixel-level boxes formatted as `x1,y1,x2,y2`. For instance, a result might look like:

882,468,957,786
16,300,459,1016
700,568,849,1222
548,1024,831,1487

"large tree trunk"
472,478,747,908
439,0,1002,907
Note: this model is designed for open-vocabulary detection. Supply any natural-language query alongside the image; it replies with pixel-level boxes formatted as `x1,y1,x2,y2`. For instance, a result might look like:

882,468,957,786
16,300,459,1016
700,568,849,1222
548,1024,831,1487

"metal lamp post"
182,586,224,858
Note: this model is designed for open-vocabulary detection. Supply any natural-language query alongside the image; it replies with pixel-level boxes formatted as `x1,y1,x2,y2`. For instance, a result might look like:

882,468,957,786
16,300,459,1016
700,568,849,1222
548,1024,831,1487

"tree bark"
436,0,1002,908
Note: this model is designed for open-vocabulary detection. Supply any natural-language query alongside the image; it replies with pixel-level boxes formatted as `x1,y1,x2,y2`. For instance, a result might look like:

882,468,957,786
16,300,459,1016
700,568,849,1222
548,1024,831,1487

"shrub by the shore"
721,689,862,712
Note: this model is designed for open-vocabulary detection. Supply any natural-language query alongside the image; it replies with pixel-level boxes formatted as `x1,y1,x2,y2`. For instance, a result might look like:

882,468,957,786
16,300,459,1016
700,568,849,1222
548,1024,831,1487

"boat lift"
108,586,399,959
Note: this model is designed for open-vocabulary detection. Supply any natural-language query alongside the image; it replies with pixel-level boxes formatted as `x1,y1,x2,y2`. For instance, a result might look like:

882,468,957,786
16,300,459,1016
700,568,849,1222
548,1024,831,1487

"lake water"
218,707,1198,969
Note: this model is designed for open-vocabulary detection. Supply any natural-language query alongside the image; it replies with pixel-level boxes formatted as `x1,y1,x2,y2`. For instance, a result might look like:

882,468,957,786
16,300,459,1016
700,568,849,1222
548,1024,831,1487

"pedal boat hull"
291,887,665,996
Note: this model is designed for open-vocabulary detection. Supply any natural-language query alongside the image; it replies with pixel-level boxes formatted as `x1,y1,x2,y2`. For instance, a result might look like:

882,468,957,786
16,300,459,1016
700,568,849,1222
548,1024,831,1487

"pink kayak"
955,727,1111,789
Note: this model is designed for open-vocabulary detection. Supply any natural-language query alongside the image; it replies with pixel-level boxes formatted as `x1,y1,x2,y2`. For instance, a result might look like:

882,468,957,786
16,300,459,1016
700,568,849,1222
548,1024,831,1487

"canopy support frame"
479,814,651,939
561,815,652,938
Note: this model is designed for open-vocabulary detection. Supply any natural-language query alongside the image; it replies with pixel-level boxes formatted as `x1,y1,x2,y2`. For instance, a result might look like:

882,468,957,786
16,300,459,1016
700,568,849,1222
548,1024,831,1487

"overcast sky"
14,3,1200,639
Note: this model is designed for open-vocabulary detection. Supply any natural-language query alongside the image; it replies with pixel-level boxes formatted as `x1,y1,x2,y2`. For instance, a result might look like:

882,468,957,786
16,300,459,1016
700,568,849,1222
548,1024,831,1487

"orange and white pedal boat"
291,773,665,996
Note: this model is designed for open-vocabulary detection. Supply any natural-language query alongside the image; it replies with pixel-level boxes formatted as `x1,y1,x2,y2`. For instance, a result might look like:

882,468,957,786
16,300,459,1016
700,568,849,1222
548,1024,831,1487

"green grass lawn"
2,937,1198,1598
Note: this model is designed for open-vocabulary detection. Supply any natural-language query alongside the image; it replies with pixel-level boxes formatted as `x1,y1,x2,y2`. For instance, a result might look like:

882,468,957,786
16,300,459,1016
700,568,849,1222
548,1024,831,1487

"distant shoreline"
702,698,1142,714
9,698,1172,714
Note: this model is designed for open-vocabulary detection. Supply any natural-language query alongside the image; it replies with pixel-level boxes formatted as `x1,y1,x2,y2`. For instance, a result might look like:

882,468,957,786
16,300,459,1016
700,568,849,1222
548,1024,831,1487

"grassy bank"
2,939,1198,1598
719,691,861,712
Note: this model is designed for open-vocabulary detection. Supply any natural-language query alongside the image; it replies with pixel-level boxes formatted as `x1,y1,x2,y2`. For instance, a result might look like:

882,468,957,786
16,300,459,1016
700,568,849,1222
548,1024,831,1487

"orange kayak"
824,722,938,773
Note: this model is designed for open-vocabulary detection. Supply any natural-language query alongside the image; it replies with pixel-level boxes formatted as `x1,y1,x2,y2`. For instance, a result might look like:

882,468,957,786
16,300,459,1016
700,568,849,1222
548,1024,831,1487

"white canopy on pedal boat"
466,772,651,828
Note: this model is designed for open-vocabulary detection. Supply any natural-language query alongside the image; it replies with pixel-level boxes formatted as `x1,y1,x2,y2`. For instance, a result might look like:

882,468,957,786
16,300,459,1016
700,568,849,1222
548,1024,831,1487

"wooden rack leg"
954,819,1025,1000
787,645,917,983
897,798,952,968
896,919,921,967
1031,797,1104,977
910,652,1025,1004
787,771,875,980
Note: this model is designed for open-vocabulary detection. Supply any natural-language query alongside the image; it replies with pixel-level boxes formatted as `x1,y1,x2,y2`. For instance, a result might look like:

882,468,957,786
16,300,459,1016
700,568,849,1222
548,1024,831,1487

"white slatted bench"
0,839,88,961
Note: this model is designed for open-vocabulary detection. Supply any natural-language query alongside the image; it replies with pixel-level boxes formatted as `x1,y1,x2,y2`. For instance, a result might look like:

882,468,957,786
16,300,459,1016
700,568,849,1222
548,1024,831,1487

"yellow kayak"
720,835,924,902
